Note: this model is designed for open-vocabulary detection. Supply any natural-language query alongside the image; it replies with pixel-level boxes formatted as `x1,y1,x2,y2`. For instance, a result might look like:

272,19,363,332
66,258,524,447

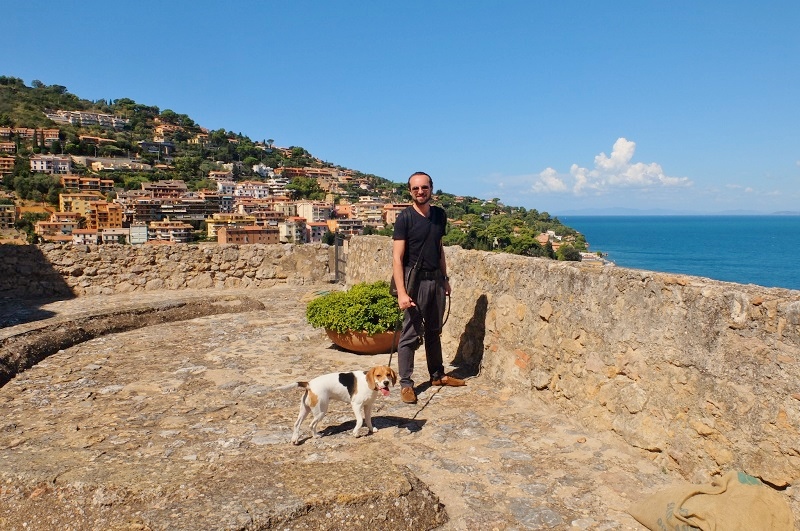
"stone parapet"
0,242,334,297
346,235,800,488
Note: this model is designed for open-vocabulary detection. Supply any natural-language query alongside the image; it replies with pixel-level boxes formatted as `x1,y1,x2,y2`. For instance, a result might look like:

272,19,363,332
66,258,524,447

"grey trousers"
397,276,447,388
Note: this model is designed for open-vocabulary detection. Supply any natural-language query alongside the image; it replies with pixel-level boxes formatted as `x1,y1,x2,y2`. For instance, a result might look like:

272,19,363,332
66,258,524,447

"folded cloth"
628,470,794,531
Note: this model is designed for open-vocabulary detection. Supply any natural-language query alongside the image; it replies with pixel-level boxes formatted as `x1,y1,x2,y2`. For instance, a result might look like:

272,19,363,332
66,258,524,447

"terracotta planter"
325,329,399,355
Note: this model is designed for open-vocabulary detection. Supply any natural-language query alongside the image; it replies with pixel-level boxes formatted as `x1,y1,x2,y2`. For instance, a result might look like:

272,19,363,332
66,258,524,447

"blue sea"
559,216,800,291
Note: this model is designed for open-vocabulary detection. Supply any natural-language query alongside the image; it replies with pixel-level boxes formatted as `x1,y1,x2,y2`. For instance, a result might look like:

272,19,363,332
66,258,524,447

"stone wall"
0,242,334,297
346,236,800,488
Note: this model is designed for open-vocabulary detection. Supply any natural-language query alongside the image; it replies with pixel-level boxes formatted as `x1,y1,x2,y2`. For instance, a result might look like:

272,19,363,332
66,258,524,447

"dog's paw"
371,427,378,433
352,430,362,438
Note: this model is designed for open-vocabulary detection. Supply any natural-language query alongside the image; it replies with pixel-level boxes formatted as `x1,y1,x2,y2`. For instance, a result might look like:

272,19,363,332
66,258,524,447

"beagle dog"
283,365,397,445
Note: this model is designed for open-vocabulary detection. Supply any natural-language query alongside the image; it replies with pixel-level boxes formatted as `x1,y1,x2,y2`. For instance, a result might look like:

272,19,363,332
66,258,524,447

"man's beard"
413,195,431,206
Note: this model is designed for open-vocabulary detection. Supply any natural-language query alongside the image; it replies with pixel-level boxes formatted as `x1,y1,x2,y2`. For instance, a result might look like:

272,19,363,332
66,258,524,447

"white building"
235,180,272,199
252,163,274,178
266,177,291,196
280,217,307,243
30,155,71,175
100,227,130,244
129,224,148,245
72,229,100,245
296,200,333,223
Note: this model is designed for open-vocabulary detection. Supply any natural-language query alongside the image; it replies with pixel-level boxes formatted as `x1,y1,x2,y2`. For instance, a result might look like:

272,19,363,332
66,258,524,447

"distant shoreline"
560,215,800,291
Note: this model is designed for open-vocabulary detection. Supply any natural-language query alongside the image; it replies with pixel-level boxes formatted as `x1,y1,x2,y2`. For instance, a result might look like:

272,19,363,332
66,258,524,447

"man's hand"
398,293,416,310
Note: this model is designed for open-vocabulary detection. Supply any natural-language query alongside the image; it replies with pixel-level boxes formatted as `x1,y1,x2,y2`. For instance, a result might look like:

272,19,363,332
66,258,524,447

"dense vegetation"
0,76,587,259
306,281,403,334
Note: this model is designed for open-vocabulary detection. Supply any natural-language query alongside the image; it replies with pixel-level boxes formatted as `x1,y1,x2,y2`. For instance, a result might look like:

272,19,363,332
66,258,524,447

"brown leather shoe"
431,375,466,387
401,386,417,404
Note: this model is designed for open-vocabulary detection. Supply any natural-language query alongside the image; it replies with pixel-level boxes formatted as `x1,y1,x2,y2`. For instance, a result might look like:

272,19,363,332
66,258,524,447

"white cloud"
532,167,568,193
532,138,691,195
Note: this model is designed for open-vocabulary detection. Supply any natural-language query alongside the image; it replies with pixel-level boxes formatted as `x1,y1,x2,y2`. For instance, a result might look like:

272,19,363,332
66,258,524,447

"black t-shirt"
392,205,446,270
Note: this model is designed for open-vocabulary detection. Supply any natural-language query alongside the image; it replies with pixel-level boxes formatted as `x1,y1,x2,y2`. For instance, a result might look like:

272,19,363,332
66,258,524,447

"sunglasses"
410,185,430,192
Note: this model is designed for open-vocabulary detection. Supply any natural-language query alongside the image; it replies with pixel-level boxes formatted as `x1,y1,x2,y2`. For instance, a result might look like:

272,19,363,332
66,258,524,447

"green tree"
445,205,466,219
46,186,61,205
506,234,544,257
15,211,48,243
173,155,202,179
556,244,581,261
99,145,125,157
189,178,216,191
442,229,468,247
160,109,178,123
286,176,324,200
545,241,556,259
123,174,150,190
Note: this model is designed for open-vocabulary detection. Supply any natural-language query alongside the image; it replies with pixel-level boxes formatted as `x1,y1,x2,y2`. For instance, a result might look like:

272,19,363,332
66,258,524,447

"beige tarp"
628,470,794,530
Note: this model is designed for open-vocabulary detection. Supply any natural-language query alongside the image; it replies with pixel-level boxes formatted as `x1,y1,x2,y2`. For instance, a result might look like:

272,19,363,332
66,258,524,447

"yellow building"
205,212,257,240
86,201,124,230
59,191,105,216
0,204,15,229
148,218,193,243
0,156,14,176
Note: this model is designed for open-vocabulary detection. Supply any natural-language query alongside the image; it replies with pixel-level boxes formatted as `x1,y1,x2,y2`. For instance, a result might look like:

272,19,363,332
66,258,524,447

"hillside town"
0,115,578,254
0,111,424,245
0,81,590,261
2,157,410,246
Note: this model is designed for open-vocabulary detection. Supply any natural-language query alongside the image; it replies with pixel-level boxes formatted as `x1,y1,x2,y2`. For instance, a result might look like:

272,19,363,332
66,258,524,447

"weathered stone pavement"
1,285,681,530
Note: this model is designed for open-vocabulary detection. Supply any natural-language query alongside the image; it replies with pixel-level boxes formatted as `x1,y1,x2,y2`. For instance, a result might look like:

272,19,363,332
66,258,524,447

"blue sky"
7,1,800,215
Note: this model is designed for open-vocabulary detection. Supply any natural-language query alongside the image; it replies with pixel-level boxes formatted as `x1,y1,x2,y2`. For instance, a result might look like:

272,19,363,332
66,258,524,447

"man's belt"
417,269,440,281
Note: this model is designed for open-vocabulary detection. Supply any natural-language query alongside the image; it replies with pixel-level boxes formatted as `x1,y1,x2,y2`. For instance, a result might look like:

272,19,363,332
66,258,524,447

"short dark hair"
407,171,433,189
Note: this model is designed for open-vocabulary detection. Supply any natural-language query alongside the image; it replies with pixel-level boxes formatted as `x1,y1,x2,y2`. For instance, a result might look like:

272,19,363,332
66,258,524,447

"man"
392,171,465,404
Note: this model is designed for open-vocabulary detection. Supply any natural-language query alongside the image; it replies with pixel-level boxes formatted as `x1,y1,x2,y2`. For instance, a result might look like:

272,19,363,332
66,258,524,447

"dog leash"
388,319,401,368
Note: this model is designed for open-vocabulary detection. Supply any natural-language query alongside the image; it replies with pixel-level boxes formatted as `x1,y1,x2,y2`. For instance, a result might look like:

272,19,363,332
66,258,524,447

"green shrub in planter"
306,281,403,335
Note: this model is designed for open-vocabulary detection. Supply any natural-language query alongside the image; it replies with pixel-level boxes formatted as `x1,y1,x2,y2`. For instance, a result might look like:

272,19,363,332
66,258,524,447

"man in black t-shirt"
392,171,465,404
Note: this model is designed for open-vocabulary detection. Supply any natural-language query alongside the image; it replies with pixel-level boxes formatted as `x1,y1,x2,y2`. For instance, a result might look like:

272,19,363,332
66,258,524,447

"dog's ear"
365,367,377,390
389,367,397,386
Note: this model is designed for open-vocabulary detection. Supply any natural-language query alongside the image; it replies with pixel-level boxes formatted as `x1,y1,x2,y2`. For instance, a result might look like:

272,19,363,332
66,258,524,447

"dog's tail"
274,381,309,392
